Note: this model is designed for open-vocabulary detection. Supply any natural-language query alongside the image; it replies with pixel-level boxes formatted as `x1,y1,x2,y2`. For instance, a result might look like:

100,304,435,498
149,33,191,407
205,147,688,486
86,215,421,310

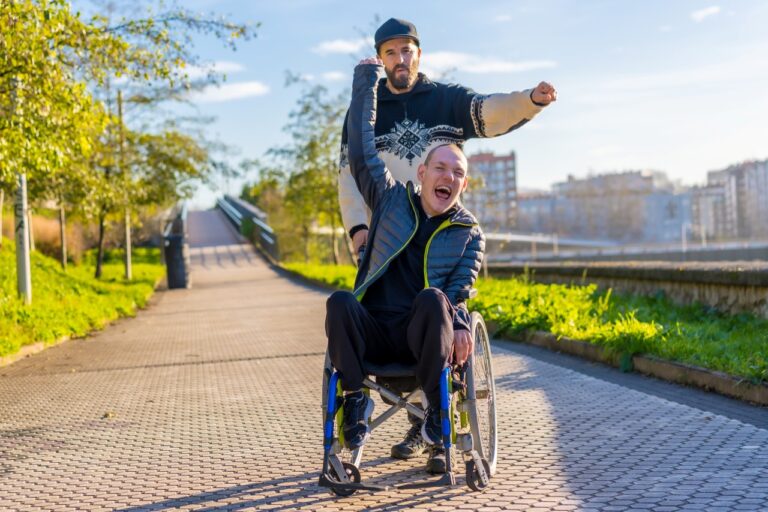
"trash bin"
164,234,190,289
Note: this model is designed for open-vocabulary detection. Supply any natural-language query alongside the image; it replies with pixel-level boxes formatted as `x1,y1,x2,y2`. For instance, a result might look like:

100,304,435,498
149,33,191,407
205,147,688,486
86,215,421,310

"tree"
269,84,349,263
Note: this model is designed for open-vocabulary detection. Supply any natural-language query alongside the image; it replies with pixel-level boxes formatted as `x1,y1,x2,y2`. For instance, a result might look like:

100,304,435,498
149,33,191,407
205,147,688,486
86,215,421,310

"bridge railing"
217,195,279,264
162,202,190,289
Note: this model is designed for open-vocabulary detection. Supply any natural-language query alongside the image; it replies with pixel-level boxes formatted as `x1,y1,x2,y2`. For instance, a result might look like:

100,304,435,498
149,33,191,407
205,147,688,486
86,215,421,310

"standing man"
337,17,557,473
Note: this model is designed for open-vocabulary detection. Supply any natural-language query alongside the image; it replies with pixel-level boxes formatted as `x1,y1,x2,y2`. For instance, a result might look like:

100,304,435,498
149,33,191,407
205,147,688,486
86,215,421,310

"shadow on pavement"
115,465,457,512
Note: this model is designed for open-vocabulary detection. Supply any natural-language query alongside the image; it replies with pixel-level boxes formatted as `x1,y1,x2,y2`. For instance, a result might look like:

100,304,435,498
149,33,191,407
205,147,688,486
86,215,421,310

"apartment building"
462,151,517,230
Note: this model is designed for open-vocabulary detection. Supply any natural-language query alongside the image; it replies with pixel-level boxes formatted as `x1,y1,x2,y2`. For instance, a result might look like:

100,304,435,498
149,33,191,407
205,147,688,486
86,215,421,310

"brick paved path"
0,210,766,511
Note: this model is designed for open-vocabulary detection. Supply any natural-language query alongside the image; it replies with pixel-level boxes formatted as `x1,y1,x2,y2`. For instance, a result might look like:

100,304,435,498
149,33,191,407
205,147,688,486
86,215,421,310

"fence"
217,195,279,264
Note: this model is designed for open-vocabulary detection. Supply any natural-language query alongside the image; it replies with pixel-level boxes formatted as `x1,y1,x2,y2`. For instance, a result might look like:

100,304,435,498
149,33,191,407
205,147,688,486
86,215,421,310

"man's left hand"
531,81,557,106
453,329,474,366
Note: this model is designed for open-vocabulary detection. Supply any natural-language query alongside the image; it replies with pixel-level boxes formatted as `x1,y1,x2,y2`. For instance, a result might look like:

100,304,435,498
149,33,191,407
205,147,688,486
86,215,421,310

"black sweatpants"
325,288,454,407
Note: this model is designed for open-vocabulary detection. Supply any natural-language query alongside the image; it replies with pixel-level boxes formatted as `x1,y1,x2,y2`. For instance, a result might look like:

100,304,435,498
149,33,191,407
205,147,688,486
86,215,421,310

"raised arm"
456,81,557,139
345,60,396,212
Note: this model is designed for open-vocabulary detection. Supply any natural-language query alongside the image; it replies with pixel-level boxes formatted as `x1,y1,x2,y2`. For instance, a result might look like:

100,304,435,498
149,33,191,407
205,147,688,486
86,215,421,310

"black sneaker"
425,445,447,474
390,421,428,459
342,391,374,450
421,406,443,446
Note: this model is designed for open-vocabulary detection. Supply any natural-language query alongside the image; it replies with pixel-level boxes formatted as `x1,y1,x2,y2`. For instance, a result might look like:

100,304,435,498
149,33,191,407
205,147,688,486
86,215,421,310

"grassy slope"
284,262,768,383
0,238,165,357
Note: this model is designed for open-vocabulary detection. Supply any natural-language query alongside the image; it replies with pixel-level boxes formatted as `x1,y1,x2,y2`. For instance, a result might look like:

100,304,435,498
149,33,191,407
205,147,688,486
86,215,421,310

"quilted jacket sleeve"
346,63,396,212
444,227,485,331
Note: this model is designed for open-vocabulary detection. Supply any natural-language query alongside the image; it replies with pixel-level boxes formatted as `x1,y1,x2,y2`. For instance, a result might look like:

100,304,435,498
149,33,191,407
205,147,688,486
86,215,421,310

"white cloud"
190,81,270,103
493,14,512,22
183,61,245,79
691,6,721,22
421,51,557,75
311,37,373,55
321,71,347,82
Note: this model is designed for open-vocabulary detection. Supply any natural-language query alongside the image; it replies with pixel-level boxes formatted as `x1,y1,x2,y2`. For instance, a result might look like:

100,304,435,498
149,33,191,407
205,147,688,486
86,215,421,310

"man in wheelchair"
325,56,485,475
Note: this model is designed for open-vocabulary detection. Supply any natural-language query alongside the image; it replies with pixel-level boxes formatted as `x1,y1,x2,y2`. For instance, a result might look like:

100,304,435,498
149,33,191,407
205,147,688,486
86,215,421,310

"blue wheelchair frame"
318,311,496,495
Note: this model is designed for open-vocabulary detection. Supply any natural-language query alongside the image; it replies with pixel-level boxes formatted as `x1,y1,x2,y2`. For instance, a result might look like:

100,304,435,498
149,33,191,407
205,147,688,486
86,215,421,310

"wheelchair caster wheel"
329,462,361,496
465,458,491,492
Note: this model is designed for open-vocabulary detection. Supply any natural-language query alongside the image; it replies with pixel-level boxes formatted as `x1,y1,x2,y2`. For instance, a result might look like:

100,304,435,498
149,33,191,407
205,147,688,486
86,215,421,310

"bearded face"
379,38,421,92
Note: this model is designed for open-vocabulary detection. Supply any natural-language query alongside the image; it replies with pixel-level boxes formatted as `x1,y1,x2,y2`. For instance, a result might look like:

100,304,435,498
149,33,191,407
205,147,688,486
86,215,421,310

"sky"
85,0,768,208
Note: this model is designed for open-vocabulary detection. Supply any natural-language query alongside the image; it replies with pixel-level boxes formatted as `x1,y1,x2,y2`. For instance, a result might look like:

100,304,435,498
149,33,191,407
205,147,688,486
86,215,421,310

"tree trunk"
59,202,67,270
15,173,32,304
95,210,106,278
117,90,132,280
303,225,310,263
124,209,132,280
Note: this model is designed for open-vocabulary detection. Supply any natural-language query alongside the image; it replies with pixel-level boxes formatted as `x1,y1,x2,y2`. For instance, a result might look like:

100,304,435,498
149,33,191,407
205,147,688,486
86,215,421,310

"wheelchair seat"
362,361,417,378
363,361,419,398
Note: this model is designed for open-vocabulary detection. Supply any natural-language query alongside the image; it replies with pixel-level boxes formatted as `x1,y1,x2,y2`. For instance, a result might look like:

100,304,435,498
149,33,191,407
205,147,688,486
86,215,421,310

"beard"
385,63,418,91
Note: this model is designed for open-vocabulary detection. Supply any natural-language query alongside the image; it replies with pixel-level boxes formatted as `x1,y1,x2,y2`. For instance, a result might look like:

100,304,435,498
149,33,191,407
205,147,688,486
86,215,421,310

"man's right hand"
359,57,383,66
352,229,369,254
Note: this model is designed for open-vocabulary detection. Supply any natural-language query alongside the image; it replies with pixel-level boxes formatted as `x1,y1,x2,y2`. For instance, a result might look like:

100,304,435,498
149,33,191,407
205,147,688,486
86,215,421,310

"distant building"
462,151,517,230
699,159,768,239
743,160,768,238
690,184,728,240
517,192,554,233
644,191,691,243
549,170,679,242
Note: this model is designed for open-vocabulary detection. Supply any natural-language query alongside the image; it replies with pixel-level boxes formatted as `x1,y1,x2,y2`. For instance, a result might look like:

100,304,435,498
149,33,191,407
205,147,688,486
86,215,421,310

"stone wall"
488,261,768,318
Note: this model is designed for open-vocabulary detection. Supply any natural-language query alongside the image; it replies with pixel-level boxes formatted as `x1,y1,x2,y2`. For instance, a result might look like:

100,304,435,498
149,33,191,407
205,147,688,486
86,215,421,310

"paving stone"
0,211,766,511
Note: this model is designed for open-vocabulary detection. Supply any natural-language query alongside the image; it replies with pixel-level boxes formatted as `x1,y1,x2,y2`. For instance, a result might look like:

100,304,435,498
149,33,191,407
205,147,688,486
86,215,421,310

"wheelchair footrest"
396,472,457,489
318,473,389,492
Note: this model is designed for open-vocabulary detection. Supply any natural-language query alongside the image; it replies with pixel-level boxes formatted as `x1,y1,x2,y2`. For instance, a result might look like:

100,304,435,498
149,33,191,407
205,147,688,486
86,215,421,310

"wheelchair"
319,311,497,495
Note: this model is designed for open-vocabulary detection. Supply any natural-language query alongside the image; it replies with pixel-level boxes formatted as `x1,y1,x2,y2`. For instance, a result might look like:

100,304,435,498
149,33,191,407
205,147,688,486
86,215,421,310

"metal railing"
163,202,190,288
217,195,279,264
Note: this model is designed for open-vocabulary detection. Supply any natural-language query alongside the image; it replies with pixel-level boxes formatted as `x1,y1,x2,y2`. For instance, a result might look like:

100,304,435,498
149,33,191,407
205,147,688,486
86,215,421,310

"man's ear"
461,177,469,193
417,163,426,183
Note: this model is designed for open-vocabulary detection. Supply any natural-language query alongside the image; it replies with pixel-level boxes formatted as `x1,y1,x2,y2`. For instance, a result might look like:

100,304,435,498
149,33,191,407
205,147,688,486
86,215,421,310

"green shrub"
0,238,164,357
282,262,768,383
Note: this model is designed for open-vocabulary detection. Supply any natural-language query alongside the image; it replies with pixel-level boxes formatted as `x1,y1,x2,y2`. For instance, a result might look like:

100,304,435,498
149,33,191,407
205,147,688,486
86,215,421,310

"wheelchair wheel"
328,462,360,497
465,458,492,492
466,312,497,475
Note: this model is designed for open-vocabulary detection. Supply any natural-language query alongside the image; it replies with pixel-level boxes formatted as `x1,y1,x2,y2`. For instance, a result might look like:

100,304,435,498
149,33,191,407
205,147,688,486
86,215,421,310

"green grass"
0,238,165,357
283,262,768,383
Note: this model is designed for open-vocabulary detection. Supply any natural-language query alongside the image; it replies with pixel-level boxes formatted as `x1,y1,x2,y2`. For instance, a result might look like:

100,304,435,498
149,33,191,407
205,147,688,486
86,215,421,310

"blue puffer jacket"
347,63,485,330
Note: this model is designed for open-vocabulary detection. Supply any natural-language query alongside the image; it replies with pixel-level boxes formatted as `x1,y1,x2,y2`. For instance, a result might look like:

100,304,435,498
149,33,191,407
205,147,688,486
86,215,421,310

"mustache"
393,64,409,72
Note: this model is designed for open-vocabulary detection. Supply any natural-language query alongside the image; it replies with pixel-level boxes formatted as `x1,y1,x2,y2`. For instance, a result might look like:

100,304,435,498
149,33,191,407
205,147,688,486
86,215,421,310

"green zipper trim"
354,191,420,301
422,220,476,288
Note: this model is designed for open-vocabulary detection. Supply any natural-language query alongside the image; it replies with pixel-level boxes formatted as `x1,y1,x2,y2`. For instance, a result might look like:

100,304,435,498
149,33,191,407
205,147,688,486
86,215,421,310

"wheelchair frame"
319,311,497,494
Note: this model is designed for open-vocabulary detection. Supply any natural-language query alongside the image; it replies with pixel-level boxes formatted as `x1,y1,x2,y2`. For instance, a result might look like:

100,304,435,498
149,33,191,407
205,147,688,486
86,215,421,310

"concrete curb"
488,322,768,407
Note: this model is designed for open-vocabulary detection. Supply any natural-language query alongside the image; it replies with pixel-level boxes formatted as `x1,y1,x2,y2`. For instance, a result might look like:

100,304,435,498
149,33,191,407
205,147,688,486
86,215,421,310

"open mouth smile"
435,186,452,200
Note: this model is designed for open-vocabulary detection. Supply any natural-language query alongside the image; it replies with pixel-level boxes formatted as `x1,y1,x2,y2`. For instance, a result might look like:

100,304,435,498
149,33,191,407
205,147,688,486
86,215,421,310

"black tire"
466,312,497,475
328,462,361,497
465,458,492,492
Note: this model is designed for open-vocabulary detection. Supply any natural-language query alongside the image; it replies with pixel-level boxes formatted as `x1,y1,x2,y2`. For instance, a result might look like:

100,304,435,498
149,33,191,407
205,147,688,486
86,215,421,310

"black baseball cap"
374,18,420,51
